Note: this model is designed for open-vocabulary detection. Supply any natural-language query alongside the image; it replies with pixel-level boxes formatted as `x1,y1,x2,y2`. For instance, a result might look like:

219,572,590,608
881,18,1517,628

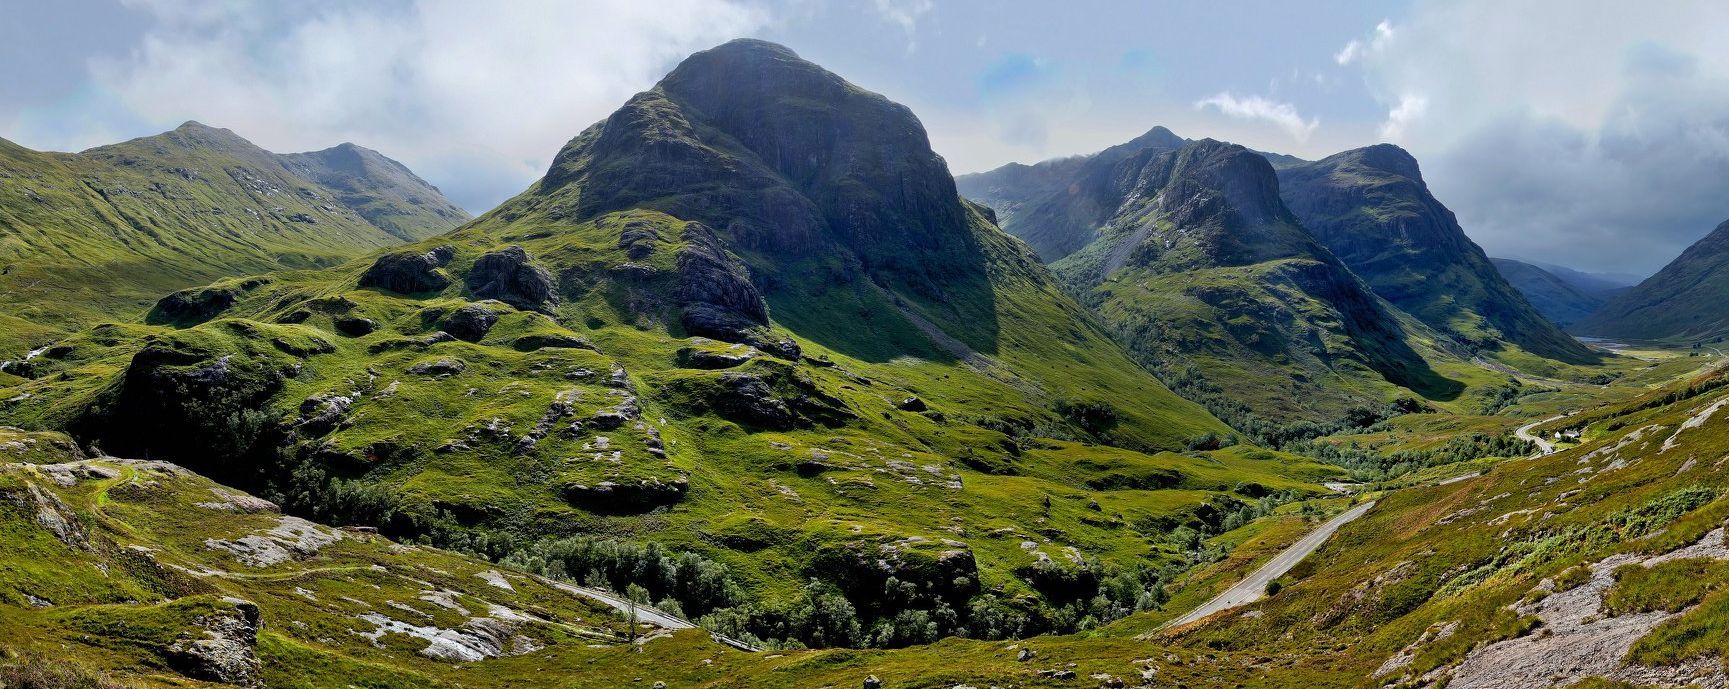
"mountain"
1274,145,1595,364
1490,257,1607,327
1044,138,1462,422
1575,218,1729,341
0,123,468,353
956,126,1187,262
1,40,1341,647
1526,260,1640,298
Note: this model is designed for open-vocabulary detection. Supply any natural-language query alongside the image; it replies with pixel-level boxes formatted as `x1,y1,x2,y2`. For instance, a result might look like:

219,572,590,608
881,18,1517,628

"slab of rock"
359,246,455,294
466,246,557,312
441,304,498,342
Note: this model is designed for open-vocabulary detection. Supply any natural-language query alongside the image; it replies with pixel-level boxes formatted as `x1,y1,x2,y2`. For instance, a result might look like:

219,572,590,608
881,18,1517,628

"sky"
5,1,1729,276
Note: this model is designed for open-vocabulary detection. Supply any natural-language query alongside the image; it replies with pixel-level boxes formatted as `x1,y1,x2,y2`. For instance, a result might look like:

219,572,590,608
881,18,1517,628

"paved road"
1515,414,1566,455
1159,500,1377,630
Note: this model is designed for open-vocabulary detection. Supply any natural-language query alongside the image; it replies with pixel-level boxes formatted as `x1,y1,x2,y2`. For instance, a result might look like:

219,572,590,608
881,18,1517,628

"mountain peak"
1329,143,1422,181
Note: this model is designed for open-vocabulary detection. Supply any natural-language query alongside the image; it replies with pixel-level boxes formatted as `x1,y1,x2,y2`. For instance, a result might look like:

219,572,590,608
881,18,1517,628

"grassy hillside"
0,123,467,355
0,40,1350,647
1576,218,1729,342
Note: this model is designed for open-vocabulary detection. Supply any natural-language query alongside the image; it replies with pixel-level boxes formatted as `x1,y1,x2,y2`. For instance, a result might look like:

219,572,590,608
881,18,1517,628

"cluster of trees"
1288,432,1535,481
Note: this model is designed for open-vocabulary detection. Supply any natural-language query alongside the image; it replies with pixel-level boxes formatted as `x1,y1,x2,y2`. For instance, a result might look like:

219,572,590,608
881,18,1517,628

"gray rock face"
441,304,498,342
674,223,800,359
563,475,689,511
408,358,465,376
359,245,455,294
466,246,557,312
167,598,263,688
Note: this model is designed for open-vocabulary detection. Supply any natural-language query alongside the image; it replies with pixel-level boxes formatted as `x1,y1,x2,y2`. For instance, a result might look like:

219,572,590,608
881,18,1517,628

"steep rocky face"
534,39,976,297
1050,140,1458,421
0,123,469,353
956,126,1187,262
1275,145,1594,362
1575,218,1729,340
1491,258,1607,328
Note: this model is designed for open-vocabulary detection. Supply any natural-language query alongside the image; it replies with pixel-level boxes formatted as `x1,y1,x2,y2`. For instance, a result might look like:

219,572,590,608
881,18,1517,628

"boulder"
466,246,557,312
408,358,466,376
358,245,455,294
896,396,928,412
677,347,754,370
441,304,498,342
166,598,262,687
333,316,376,336
513,333,597,351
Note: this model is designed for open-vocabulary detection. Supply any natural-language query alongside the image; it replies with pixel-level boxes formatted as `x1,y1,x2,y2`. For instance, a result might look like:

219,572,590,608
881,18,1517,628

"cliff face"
1276,144,1594,362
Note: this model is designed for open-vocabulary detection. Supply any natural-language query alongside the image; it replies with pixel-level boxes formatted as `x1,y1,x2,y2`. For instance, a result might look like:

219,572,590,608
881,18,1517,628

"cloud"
1195,92,1319,142
1342,1,1729,273
870,0,932,52
57,0,765,213
1378,93,1427,141
1334,20,1392,66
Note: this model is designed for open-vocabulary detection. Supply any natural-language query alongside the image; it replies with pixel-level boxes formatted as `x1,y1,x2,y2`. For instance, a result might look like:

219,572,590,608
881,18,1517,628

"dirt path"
1159,500,1377,630
536,576,760,652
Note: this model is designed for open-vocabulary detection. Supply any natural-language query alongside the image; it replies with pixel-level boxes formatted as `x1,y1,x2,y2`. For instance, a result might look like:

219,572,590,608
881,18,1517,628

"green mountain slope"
1274,145,1596,364
1,40,1343,646
1491,257,1606,327
955,126,1187,262
1575,218,1729,341
0,123,468,353
1042,139,1464,423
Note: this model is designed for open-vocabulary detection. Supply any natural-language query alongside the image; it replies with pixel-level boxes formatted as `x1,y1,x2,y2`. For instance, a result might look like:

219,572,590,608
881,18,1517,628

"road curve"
1158,500,1377,631
1515,415,1565,455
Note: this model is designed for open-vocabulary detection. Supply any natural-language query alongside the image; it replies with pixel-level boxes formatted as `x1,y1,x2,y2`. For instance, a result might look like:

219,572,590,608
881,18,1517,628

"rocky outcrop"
166,598,263,688
147,278,269,325
512,333,596,351
407,358,465,376
466,246,557,312
333,316,376,336
358,245,455,294
563,475,689,512
440,304,498,342
674,223,799,359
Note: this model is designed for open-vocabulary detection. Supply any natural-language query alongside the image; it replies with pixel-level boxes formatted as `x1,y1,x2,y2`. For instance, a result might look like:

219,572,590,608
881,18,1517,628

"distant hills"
1575,217,1729,341
0,122,467,352
960,129,1604,421
1036,138,1459,421
1490,258,1610,327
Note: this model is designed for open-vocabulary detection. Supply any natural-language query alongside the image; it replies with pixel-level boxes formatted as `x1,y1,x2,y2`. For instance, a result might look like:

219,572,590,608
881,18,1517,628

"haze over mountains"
6,36,1729,689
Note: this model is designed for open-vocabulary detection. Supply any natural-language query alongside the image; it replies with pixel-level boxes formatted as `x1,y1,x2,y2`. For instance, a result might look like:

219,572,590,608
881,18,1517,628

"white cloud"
1195,92,1319,142
1334,20,1393,66
76,0,767,212
1378,93,1427,141
871,0,933,52
1337,1,1729,273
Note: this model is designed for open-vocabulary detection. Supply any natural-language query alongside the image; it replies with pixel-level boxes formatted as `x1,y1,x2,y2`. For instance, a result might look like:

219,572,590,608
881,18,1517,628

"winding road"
1515,414,1565,455
1158,499,1378,630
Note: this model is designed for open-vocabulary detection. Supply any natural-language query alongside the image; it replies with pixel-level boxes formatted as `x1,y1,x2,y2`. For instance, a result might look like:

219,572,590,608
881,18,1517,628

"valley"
2,34,1728,689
